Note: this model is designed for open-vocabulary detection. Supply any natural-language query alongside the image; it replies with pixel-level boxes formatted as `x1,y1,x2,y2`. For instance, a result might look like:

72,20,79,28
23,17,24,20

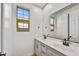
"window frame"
49,16,54,31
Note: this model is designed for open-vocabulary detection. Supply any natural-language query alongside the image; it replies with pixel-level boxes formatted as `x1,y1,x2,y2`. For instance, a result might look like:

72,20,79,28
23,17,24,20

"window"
49,17,54,31
16,7,30,32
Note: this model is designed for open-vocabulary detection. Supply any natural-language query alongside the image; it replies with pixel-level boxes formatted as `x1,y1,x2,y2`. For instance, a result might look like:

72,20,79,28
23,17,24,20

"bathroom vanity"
34,37,79,56
34,38,65,56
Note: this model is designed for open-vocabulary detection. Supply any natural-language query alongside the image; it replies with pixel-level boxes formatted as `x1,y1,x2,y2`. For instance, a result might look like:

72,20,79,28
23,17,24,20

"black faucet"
63,36,72,46
63,38,69,46
62,13,72,46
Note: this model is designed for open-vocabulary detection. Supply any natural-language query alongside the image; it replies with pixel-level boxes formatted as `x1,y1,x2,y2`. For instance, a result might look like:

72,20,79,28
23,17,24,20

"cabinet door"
34,39,41,56
69,9,79,42
41,43,47,56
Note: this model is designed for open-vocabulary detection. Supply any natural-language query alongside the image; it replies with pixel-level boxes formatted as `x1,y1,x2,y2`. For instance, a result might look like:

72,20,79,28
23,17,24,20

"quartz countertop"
35,36,79,56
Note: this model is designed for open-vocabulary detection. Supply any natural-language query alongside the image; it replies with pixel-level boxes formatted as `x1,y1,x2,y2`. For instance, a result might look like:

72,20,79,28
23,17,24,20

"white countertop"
35,36,79,56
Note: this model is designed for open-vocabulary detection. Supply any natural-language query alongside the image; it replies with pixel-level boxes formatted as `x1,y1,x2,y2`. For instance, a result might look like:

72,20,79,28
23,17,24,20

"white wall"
43,3,71,35
0,3,1,52
3,3,13,55
11,4,43,56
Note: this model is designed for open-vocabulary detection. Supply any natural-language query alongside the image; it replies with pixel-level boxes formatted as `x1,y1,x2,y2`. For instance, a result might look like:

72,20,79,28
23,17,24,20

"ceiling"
32,3,48,8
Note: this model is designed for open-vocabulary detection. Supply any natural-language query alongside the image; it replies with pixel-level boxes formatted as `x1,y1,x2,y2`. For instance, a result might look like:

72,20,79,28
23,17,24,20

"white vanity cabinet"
34,39,65,56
